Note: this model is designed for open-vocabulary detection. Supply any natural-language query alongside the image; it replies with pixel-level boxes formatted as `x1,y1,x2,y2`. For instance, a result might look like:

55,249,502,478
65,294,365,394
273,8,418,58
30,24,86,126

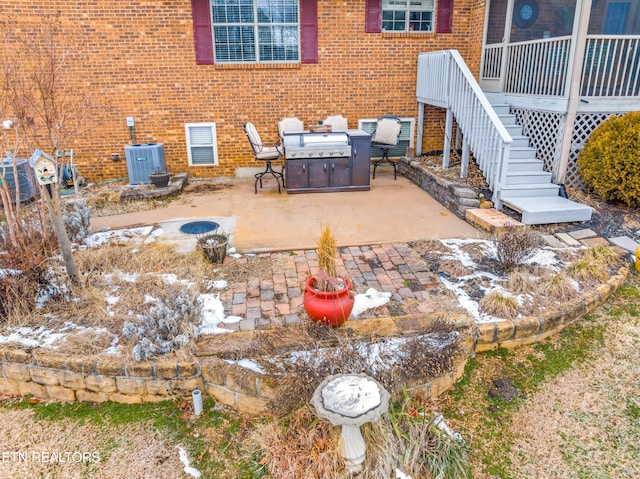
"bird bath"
311,373,390,474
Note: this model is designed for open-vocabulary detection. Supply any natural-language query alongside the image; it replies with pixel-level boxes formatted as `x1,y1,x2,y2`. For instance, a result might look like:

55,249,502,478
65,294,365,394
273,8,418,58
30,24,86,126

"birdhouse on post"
28,148,79,284
29,149,58,186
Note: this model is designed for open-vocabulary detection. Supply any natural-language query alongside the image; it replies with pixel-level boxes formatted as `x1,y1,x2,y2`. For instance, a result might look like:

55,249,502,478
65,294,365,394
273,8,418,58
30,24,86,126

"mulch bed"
418,153,640,241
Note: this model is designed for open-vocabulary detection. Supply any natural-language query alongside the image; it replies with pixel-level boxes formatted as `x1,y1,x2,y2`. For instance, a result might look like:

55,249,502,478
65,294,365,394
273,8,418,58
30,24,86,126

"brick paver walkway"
216,242,457,332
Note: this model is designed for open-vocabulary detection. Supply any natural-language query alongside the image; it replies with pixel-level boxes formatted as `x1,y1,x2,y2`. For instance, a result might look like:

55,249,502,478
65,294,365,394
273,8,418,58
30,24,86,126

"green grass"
442,272,640,478
6,398,261,478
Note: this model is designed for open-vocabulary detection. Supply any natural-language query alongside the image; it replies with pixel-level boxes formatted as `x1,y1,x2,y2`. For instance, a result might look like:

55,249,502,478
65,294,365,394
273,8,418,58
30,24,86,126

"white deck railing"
482,35,640,98
581,35,640,97
417,50,513,208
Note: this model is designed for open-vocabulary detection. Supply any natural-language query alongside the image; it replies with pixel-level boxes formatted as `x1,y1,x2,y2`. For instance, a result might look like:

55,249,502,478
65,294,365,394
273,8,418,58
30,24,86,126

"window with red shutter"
300,0,318,63
436,0,454,34
365,0,382,33
367,0,452,33
191,0,318,65
191,0,213,64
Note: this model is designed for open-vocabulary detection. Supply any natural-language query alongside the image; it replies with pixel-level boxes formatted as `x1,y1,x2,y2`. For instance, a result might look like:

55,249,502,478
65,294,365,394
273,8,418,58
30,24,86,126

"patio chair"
243,122,285,194
322,114,349,131
278,117,304,139
371,115,402,180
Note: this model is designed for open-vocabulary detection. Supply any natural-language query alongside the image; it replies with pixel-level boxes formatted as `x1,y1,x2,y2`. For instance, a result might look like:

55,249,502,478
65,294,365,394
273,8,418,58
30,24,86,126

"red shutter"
191,0,213,64
365,0,382,33
300,0,318,63
436,0,454,34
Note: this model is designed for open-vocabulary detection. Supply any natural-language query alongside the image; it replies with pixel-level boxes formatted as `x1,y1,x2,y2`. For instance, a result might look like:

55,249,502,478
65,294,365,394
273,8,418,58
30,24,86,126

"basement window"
185,123,218,166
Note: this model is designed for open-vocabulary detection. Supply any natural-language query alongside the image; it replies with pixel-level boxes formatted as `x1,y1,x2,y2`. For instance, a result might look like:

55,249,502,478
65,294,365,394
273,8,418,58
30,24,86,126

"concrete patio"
90,171,485,253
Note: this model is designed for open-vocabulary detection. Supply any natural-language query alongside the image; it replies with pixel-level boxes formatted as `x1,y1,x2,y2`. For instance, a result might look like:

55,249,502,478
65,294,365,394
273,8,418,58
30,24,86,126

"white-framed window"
185,123,218,166
382,0,435,32
212,0,300,64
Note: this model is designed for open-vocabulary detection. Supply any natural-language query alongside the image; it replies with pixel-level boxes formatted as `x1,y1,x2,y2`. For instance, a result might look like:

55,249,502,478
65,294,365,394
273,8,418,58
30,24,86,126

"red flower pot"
303,276,355,327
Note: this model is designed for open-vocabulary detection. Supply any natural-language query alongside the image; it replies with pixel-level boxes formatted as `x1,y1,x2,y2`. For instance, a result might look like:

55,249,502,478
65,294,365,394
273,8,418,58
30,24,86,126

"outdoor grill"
282,129,371,193
282,132,351,159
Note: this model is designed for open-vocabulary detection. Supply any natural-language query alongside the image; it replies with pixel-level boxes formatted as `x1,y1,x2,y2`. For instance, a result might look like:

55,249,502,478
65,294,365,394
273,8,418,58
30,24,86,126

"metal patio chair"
322,114,349,131
243,122,285,194
278,117,304,139
371,115,402,180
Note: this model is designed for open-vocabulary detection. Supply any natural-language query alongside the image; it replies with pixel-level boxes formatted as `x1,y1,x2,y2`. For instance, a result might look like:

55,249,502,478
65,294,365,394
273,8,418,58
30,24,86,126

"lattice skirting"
511,108,616,188
568,113,618,187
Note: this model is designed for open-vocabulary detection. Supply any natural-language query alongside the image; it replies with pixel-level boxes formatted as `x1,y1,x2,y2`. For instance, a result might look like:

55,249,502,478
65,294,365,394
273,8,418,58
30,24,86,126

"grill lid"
302,132,349,147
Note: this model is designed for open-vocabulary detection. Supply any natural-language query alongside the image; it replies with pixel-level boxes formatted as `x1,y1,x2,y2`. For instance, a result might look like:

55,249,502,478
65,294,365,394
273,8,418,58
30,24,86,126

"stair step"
509,146,537,159
511,135,530,148
506,171,553,185
498,114,517,125
507,158,545,172
505,124,523,136
501,183,561,197
502,196,593,225
492,104,511,115
485,93,506,104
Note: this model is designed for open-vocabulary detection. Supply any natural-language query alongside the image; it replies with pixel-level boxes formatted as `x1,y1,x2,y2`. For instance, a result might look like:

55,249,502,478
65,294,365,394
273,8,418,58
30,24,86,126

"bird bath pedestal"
311,373,390,474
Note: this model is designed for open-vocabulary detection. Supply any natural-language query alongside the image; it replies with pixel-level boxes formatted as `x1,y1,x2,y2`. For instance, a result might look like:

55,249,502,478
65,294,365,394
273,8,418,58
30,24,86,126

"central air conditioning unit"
1,157,38,203
124,143,166,184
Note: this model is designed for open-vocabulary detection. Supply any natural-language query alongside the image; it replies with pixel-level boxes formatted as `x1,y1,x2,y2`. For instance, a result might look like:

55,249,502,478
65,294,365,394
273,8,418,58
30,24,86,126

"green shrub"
577,112,640,207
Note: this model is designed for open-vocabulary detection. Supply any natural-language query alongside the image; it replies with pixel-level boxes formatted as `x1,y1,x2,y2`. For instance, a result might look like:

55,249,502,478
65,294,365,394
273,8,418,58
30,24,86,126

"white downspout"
557,0,592,184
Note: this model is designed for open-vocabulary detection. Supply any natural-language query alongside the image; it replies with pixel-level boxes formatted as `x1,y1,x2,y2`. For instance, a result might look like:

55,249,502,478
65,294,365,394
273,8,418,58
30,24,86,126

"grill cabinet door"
308,160,331,188
329,158,350,187
285,160,309,189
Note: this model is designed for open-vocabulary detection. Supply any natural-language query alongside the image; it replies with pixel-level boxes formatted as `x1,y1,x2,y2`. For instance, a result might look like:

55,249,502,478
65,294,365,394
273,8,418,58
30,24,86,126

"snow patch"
196,293,239,335
351,288,392,319
224,358,266,374
84,226,154,248
176,446,201,478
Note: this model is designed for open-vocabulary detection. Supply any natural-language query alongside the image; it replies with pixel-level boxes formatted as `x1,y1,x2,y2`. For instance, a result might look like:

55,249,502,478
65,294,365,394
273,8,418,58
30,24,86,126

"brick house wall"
1,0,485,182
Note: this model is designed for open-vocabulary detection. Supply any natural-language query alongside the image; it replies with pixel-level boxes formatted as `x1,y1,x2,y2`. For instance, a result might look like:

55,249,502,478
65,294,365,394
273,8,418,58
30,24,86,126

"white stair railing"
416,50,513,209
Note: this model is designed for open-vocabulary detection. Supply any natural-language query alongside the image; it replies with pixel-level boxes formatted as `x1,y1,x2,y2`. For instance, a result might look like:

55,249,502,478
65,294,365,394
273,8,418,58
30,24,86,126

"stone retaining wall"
398,157,480,220
0,351,202,405
475,267,628,352
0,269,628,416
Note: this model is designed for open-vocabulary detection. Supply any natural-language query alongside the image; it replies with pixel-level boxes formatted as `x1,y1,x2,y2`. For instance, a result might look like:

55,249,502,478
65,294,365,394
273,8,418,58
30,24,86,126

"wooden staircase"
485,93,593,225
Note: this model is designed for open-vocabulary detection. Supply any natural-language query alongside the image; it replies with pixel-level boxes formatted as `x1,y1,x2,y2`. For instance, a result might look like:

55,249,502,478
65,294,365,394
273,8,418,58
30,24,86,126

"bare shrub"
479,291,519,319
253,320,466,417
1,16,105,266
495,228,538,271
536,273,578,301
